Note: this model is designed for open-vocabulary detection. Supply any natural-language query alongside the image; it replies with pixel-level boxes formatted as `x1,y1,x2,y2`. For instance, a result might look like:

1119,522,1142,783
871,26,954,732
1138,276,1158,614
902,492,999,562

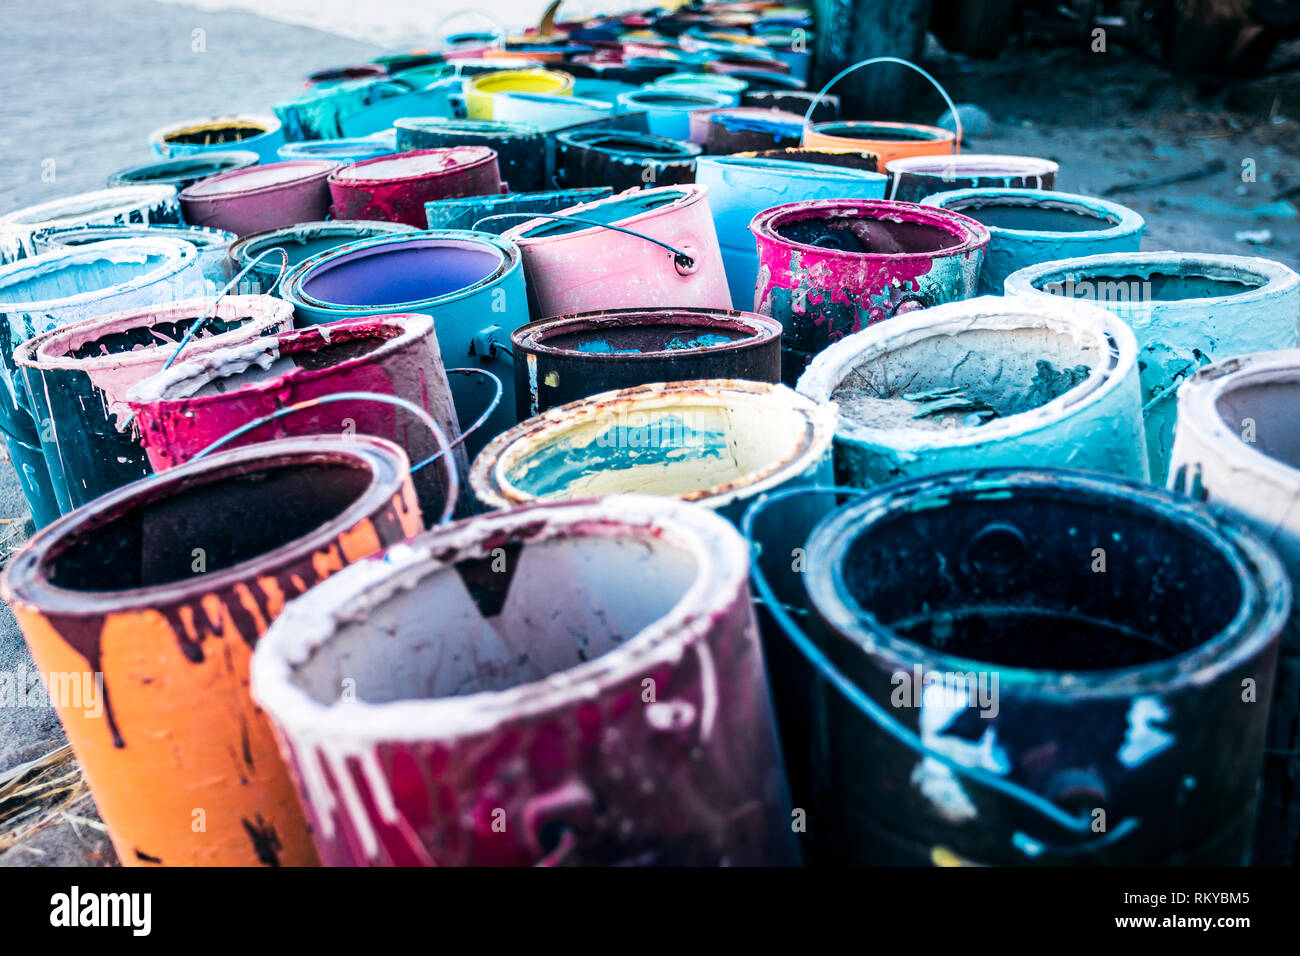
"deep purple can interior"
300,238,504,306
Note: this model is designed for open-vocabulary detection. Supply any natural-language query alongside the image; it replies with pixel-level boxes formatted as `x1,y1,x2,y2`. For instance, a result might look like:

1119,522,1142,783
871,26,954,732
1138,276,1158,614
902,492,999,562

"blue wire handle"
741,484,1139,855
472,212,696,270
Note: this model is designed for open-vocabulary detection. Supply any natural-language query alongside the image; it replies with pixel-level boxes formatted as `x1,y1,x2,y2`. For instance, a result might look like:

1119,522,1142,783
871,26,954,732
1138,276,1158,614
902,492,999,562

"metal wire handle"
803,56,963,154
741,484,1139,854
472,212,696,270
410,367,503,474
164,247,290,371
192,391,461,525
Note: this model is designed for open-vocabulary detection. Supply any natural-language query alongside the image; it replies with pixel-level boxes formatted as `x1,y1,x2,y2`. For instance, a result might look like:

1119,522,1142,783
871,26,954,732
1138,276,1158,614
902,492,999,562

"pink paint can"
178,160,339,237
327,147,504,227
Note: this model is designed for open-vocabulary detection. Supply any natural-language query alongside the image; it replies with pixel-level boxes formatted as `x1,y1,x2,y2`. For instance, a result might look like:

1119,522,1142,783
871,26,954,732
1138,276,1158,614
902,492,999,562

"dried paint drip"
0,437,424,866
250,495,798,866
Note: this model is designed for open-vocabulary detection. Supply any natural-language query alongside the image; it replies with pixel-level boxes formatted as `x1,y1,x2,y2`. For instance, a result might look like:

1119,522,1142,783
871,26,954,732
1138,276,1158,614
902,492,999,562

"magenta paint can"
327,148,504,228
251,495,798,866
179,160,339,237
502,185,733,319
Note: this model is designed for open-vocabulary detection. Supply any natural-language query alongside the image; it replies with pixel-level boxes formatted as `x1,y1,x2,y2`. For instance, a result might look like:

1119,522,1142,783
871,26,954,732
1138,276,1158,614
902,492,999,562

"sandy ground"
0,0,1297,866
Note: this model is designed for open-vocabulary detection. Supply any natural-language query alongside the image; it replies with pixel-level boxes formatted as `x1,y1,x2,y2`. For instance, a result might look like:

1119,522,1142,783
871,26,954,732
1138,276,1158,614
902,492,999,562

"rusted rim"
749,198,990,262
178,160,340,202
511,307,781,361
0,436,410,615
328,147,497,186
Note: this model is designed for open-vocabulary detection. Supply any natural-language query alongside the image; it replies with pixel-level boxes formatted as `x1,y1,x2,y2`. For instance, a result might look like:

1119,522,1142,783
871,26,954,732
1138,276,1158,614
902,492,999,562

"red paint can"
327,147,504,227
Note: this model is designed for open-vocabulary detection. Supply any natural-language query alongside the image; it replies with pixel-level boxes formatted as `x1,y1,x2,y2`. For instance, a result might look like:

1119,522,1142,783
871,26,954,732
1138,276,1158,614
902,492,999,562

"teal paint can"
424,188,613,233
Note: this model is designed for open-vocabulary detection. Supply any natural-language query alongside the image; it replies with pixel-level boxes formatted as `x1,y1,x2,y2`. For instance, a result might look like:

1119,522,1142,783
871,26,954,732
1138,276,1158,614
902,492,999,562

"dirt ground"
0,0,1296,867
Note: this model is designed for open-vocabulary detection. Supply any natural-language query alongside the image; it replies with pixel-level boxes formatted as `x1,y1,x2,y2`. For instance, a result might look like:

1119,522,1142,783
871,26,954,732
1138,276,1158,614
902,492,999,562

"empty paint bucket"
1004,252,1300,483
280,231,526,457
887,154,1059,204
393,118,546,193
14,293,293,513
553,129,701,192
795,295,1148,486
615,89,736,140
106,151,260,191
465,68,575,119
470,379,834,523
251,494,797,866
804,121,958,168
512,307,782,417
492,91,617,130
327,148,503,227
150,114,285,164
0,186,181,264
696,156,887,310
750,198,990,383
227,220,416,294
35,223,238,285
1169,351,1300,865
502,185,731,319
0,436,424,866
276,133,396,165
744,469,1290,864
424,187,613,233
924,189,1145,293
179,161,340,237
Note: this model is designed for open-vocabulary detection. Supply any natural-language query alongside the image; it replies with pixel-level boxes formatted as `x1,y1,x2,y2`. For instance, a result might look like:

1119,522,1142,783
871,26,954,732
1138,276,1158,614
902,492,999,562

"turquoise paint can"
0,186,181,265
491,92,616,131
695,156,887,309
1005,251,1300,483
571,77,641,108
424,188,613,233
651,72,747,105
276,131,396,164
795,295,1149,487
394,118,547,192
615,89,736,141
150,114,285,164
921,188,1144,294
33,223,237,285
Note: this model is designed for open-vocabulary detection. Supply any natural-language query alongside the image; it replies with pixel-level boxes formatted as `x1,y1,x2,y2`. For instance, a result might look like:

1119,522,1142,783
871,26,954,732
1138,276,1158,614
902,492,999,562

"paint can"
227,220,416,294
652,71,748,102
749,199,990,383
424,187,613,233
742,90,838,121
702,110,807,154
695,156,887,309
179,161,340,238
502,185,731,319
685,106,800,146
280,231,526,457
0,186,181,264
307,63,388,86
13,294,293,514
923,189,1145,294
736,146,880,174
393,118,547,192
745,468,1288,864
553,129,701,192
126,314,467,524
470,379,834,523
1168,351,1300,865
273,77,459,141
0,436,425,866
465,68,576,119
106,151,260,191
803,121,957,168
327,148,503,227
1004,252,1300,483
34,224,238,285
795,295,1148,486
887,154,1059,204
491,92,617,130
732,71,808,94
276,132,396,164
149,114,285,164
250,494,797,866
511,307,782,417
614,89,737,140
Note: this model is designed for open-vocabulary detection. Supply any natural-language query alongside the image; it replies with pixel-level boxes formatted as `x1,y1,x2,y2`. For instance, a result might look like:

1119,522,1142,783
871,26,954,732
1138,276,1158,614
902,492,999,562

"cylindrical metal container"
393,118,546,193
696,156,887,310
14,294,293,514
250,495,798,866
306,63,387,86
2,429,60,529
888,154,1059,204
471,379,834,523
0,436,424,866
924,189,1145,294
750,198,990,383
795,295,1149,486
777,469,1289,865
465,68,575,119
503,185,731,319
615,89,737,140
512,307,782,417
0,186,181,264
423,188,613,233
742,89,838,121
652,71,747,101
804,120,958,168
179,161,339,237
149,114,285,163
276,133,396,165
492,92,617,130
327,148,503,227
736,145,879,173
553,129,701,192
702,110,806,154
35,223,238,285
227,220,416,294
685,105,800,146
106,152,260,192
1169,351,1300,865
280,231,526,457
1004,252,1300,483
